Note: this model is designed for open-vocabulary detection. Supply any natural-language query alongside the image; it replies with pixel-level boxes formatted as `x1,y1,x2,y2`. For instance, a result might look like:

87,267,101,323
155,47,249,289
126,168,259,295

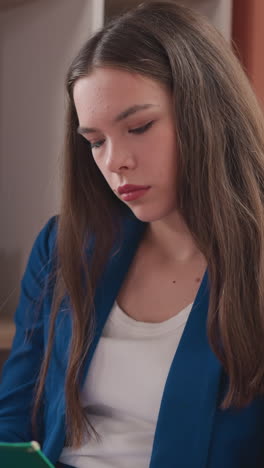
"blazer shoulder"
38,214,58,258
20,215,59,305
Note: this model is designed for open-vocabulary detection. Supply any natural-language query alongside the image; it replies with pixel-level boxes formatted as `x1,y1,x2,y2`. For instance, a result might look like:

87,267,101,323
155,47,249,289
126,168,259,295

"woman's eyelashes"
89,120,155,149
128,120,154,135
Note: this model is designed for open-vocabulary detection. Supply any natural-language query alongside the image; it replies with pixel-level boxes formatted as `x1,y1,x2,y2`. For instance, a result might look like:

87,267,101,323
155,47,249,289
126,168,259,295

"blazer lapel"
149,270,222,468
80,214,147,388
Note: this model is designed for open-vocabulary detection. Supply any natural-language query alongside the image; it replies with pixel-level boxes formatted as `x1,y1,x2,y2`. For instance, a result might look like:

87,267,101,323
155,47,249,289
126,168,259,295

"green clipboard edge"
0,440,55,468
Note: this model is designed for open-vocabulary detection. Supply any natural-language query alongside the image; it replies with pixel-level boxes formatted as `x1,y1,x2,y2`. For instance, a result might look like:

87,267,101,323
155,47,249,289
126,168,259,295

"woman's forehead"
73,67,170,124
75,67,167,97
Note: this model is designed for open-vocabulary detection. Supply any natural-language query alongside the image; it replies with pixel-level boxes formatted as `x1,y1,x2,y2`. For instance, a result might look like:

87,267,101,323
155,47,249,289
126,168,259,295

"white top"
59,300,193,468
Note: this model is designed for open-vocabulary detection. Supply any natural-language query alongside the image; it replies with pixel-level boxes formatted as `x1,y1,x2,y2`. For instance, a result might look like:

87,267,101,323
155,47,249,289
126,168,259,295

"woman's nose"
105,143,136,173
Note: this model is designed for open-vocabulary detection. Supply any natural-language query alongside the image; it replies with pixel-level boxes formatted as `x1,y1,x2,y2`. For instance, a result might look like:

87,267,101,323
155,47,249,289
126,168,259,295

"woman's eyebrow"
77,103,157,135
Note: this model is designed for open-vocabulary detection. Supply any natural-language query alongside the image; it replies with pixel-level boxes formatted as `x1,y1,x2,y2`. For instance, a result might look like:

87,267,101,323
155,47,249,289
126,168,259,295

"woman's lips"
119,187,150,201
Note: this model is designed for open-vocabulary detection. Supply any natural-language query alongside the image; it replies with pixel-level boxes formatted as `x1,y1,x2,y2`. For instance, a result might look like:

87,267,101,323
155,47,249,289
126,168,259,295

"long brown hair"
33,0,264,447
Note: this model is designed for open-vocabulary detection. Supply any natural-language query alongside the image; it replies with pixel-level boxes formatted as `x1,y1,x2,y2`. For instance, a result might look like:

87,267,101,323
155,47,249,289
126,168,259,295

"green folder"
0,440,55,468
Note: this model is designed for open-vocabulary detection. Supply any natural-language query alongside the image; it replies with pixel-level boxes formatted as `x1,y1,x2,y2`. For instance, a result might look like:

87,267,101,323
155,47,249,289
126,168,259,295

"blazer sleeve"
0,216,58,443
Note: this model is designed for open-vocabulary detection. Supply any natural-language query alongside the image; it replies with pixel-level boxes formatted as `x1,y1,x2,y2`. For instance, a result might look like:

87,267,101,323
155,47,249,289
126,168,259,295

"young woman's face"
73,67,178,222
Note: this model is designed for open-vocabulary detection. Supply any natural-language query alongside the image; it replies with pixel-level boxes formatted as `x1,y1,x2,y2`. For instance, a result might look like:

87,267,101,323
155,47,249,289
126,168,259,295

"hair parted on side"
32,0,264,447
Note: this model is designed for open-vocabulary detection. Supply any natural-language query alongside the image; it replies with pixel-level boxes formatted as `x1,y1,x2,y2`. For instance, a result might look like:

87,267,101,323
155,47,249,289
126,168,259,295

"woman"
1,1,264,467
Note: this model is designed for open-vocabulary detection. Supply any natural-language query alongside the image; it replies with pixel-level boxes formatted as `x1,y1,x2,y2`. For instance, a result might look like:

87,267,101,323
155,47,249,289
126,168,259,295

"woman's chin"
128,206,166,223
128,203,179,223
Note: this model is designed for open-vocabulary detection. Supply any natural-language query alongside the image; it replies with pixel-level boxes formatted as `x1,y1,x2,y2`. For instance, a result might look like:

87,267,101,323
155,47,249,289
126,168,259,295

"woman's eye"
90,139,105,149
89,121,154,149
129,120,154,134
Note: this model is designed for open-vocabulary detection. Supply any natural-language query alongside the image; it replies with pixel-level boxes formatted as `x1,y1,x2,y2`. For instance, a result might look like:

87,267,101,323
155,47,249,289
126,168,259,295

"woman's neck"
144,211,203,264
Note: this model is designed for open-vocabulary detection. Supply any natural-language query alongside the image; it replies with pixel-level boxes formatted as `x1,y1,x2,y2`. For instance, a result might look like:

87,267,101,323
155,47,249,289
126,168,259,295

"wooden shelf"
0,320,15,350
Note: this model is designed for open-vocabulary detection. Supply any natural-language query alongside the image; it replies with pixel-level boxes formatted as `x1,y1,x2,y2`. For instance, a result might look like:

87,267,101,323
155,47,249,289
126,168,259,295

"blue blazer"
0,214,264,467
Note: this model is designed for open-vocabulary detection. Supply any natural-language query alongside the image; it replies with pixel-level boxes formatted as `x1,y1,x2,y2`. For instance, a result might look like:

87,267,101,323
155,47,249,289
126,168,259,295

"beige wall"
0,0,104,320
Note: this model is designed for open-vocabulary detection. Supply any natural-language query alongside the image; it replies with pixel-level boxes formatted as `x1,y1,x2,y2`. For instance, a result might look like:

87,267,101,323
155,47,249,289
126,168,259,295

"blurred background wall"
232,0,264,107
0,0,104,347
0,0,263,353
